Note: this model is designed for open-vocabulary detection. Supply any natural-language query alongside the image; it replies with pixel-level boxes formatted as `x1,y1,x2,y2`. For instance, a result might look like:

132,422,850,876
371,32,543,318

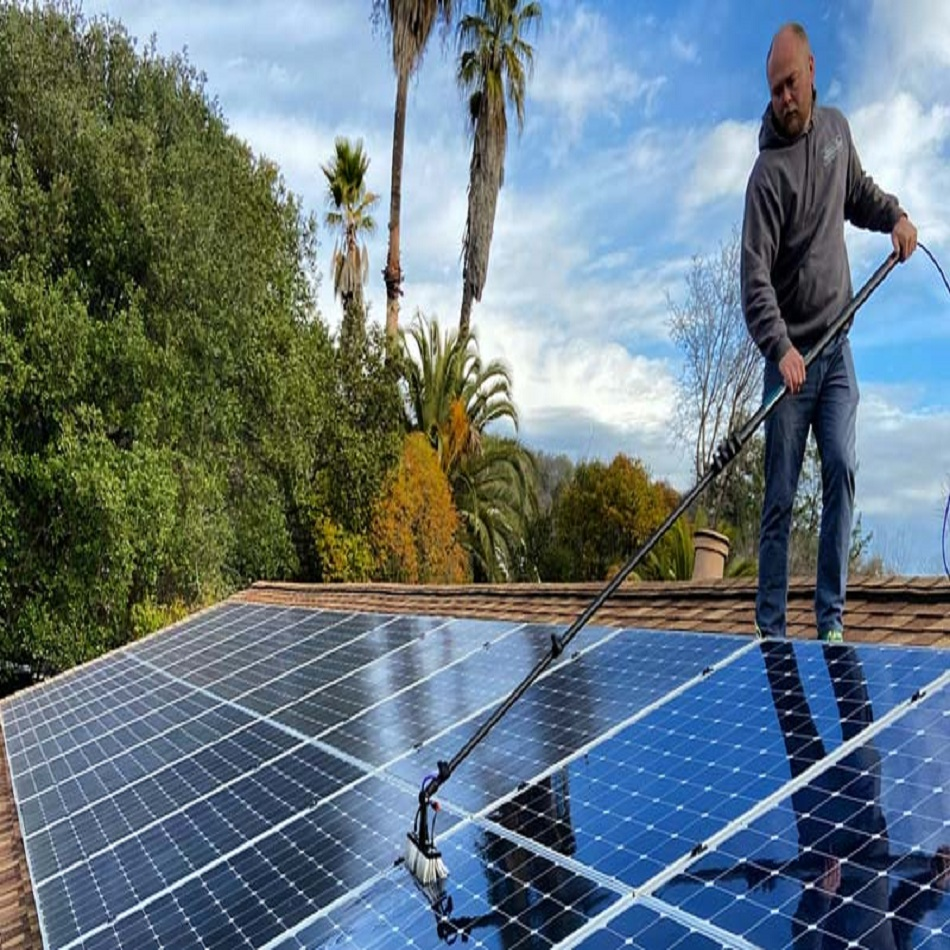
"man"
741,22,917,641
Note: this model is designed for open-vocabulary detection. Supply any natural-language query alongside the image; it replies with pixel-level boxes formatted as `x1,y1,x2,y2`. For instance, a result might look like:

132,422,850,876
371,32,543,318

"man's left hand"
892,215,918,262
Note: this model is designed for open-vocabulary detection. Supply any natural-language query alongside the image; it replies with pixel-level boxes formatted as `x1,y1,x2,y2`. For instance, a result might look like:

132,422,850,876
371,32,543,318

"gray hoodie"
741,101,904,363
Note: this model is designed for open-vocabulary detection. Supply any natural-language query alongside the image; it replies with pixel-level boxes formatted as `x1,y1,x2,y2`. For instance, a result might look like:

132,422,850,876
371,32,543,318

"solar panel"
2,602,948,950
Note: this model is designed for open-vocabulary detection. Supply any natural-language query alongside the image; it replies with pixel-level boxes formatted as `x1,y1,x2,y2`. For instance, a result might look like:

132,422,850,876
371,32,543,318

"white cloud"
862,1,950,97
855,387,950,573
671,33,699,64
530,6,665,144
682,119,759,210
849,94,950,248
475,308,687,481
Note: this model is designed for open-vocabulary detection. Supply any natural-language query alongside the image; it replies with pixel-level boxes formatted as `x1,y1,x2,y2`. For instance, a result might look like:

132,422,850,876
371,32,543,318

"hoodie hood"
759,88,817,151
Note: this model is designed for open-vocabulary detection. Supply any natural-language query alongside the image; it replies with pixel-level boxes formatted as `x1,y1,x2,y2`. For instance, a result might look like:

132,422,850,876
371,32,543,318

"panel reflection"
659,641,950,949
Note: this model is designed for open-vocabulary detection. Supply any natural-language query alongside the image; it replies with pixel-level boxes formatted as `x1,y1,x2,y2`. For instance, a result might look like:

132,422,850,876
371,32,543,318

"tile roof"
1,574,947,948
0,727,40,949
236,575,950,647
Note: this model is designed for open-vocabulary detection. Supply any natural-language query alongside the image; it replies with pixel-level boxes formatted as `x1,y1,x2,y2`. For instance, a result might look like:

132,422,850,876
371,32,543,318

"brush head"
406,831,449,885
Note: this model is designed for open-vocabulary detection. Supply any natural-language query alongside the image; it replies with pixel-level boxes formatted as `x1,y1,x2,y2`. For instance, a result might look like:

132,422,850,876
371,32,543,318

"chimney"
692,528,730,580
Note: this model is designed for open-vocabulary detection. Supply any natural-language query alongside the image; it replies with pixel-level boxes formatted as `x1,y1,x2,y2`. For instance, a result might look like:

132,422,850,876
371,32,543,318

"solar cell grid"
152,610,383,688
270,820,620,950
384,629,751,815
315,620,637,768
653,656,950,949
3,603,949,950
162,612,467,721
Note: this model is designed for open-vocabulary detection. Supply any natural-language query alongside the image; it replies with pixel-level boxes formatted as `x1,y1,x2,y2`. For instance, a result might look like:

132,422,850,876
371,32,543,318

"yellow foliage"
439,398,475,473
371,433,470,583
313,517,374,582
130,598,190,640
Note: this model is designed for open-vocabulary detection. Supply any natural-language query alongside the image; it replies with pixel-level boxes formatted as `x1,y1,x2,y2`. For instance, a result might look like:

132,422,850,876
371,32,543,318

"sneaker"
754,623,766,640
818,629,844,643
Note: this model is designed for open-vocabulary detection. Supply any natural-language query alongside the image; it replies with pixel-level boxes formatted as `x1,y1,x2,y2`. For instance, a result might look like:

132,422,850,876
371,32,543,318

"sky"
77,0,950,575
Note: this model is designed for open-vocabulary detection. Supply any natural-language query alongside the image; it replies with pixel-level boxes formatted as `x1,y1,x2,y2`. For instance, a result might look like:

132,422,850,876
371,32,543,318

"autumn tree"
371,432,470,582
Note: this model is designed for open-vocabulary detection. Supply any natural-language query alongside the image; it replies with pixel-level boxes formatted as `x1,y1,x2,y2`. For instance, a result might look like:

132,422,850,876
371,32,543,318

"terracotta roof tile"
0,729,39,949
236,577,949,648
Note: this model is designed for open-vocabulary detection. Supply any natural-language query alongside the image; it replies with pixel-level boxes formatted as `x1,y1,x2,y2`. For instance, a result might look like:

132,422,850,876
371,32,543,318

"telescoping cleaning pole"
405,252,900,886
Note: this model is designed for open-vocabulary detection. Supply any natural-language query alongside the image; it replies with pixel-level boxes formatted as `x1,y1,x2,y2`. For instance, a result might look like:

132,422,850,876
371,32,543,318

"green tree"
310,327,405,581
0,5,344,682
548,455,677,581
457,0,541,335
372,0,459,340
322,136,378,356
399,312,536,579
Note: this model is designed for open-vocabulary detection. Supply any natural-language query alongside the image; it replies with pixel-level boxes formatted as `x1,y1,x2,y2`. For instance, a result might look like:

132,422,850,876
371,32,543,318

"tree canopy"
0,5,403,681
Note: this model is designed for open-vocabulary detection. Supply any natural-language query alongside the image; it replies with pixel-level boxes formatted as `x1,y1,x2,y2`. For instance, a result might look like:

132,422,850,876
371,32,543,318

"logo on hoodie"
823,133,844,167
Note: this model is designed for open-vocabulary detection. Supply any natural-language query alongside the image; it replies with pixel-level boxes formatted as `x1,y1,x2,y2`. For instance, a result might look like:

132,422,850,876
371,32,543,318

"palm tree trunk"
459,106,502,336
384,69,409,341
459,281,475,337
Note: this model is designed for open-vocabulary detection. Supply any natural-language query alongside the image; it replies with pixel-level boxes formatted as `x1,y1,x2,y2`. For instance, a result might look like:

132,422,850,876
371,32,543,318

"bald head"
767,22,811,71
766,22,815,138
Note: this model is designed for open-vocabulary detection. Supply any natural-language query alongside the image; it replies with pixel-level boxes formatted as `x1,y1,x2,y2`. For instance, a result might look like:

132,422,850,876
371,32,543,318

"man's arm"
741,168,789,363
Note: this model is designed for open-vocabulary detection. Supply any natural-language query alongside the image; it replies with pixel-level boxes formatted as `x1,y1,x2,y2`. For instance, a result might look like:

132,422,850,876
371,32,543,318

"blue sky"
79,0,950,574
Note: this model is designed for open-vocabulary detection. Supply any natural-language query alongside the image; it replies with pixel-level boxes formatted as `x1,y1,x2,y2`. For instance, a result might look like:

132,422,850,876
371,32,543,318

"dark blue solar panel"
217,614,508,717
385,628,747,812
166,611,432,696
654,648,950,949
312,622,650,766
269,820,619,950
267,618,565,739
457,641,948,891
571,903,727,949
4,601,949,950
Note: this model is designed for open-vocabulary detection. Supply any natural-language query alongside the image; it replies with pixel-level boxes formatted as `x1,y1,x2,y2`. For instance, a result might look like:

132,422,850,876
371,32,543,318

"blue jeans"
756,336,858,638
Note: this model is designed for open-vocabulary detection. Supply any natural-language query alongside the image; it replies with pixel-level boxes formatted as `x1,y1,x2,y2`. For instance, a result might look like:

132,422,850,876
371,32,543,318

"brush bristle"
406,832,449,884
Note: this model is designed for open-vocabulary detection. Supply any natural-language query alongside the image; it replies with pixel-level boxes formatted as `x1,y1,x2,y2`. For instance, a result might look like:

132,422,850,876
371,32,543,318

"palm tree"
400,312,537,579
453,434,537,580
457,0,541,335
372,0,459,342
322,137,378,355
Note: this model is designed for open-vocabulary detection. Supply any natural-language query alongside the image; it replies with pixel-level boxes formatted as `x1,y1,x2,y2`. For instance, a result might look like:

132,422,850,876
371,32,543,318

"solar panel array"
2,601,949,949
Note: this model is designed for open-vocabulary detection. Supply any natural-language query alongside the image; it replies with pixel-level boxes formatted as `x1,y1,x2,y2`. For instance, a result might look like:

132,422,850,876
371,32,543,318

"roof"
0,726,39,949
1,574,947,948
237,575,950,647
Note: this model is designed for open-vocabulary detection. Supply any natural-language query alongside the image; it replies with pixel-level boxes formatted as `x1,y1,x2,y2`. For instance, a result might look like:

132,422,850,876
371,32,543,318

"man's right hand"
779,346,807,394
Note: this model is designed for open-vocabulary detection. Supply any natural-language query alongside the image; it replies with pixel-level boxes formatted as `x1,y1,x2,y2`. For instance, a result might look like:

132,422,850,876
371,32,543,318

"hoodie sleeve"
843,119,904,233
741,163,791,363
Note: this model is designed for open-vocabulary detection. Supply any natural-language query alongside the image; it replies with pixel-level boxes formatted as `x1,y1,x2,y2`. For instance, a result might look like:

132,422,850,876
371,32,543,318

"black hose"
918,242,950,581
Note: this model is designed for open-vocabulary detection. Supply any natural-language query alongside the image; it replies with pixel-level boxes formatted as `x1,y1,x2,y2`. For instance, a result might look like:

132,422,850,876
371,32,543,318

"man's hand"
779,346,806,394
892,215,918,262
816,856,841,896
